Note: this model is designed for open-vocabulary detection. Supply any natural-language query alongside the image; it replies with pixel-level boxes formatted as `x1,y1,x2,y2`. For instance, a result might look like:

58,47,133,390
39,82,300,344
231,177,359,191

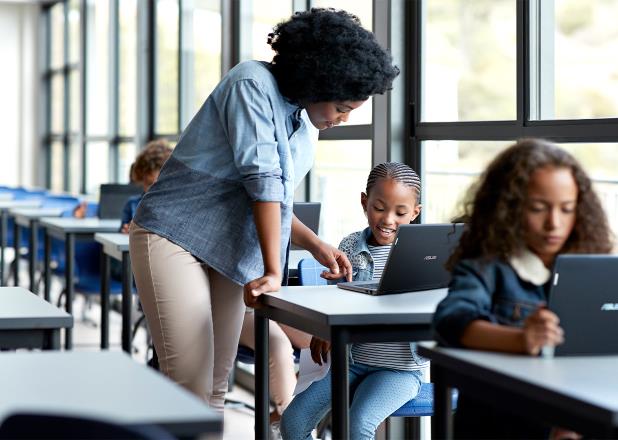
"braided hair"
366,162,421,202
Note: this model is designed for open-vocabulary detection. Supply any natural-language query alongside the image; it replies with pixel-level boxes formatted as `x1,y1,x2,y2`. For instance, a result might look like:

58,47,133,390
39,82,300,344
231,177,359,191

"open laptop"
337,223,464,295
292,202,321,250
98,183,143,219
549,254,618,356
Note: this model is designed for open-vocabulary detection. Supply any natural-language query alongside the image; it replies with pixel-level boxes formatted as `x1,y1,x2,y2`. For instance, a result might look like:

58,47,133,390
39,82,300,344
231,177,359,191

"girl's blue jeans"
280,362,424,440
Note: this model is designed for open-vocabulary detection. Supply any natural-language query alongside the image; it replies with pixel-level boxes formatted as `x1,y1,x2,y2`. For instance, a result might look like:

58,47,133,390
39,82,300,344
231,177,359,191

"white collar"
508,248,551,286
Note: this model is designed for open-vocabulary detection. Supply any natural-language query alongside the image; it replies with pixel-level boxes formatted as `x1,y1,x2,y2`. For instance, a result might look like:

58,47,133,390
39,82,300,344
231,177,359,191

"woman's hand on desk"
310,336,331,365
243,273,281,308
309,241,353,282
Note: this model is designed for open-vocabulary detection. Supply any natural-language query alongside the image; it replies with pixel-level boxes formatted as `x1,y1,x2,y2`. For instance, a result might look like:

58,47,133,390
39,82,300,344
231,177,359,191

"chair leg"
56,289,65,307
404,416,422,440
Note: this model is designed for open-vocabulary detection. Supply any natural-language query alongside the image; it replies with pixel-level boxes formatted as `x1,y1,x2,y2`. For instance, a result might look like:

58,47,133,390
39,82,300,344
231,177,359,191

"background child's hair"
132,139,173,183
447,138,613,269
366,162,421,202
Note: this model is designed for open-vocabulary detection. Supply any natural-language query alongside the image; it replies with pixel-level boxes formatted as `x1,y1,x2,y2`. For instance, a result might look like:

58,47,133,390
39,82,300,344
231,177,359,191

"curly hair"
447,138,613,270
267,8,399,103
132,139,173,183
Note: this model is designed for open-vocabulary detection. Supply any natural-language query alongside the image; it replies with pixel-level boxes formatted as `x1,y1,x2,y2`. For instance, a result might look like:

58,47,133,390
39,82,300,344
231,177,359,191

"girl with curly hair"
433,138,613,438
129,7,399,411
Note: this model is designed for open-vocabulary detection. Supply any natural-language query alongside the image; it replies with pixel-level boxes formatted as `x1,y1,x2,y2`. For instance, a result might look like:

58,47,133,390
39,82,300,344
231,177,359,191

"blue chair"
298,257,458,439
297,258,328,286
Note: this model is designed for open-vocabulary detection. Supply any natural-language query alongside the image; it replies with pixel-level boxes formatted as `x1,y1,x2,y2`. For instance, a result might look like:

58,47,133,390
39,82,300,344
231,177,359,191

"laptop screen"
549,254,618,356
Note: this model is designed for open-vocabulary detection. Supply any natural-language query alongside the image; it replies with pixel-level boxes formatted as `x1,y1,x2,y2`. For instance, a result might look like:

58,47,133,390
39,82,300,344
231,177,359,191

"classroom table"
254,285,448,440
0,350,222,439
417,344,618,439
10,207,66,294
40,217,121,350
0,200,42,286
0,287,72,350
94,232,131,352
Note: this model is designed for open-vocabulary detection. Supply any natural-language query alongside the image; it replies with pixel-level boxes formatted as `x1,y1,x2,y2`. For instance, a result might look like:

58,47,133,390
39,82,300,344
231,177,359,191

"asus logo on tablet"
424,255,437,261
601,303,618,311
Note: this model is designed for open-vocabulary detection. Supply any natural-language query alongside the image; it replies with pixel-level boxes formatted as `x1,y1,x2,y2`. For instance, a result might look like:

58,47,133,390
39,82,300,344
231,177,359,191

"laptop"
292,202,321,250
337,223,464,295
549,254,618,356
98,183,143,219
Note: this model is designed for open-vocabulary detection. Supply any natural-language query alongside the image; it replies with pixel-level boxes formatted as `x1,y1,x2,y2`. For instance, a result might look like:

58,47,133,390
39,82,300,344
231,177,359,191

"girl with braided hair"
281,162,426,440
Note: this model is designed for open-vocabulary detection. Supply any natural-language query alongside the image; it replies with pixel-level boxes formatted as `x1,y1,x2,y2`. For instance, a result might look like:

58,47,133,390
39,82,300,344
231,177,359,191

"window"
413,0,618,237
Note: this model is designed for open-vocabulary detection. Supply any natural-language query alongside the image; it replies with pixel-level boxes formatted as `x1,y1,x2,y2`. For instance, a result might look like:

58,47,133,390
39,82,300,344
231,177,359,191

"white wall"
0,2,40,188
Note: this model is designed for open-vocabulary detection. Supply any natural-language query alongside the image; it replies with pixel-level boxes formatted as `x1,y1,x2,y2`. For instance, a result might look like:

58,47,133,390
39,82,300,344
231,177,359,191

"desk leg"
431,365,453,439
13,222,20,286
45,329,61,350
44,232,51,302
0,211,6,285
121,252,132,353
331,327,349,440
29,220,38,294
255,312,269,440
100,251,110,349
64,233,75,350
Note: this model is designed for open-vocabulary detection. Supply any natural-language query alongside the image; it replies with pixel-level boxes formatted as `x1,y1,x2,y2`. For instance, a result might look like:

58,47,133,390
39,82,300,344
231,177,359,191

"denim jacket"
433,251,552,348
337,227,428,366
133,61,318,285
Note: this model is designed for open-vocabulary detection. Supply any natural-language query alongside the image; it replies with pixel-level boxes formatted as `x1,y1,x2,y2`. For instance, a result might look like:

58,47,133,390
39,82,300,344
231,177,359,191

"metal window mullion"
178,0,184,132
136,0,156,148
221,0,241,75
109,0,120,182
80,0,88,194
63,1,71,192
43,7,53,189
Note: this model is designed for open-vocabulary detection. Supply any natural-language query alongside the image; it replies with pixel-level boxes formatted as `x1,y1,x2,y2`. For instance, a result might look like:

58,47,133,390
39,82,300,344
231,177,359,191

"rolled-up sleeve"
222,78,284,202
433,260,495,347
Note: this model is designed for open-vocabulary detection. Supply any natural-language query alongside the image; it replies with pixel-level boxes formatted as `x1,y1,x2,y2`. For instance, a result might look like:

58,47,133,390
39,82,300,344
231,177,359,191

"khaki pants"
129,223,245,411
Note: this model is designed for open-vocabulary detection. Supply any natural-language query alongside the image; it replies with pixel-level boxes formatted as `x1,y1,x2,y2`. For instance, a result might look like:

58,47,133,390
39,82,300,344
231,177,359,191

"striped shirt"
351,243,428,371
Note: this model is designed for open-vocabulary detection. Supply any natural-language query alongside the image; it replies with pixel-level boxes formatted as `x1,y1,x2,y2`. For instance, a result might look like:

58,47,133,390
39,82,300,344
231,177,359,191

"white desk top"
0,351,221,436
0,287,72,329
95,232,129,261
10,208,66,226
263,285,448,326
418,344,618,414
0,200,42,211
40,218,121,235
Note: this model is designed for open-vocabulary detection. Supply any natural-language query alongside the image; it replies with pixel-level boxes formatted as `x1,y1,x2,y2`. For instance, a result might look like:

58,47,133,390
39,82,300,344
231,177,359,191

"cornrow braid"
366,162,421,201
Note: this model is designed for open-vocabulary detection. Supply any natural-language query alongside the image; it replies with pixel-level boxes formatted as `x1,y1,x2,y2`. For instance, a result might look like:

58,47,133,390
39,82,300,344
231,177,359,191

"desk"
0,287,72,350
254,285,447,439
418,344,618,439
0,200,42,285
10,208,65,294
40,218,121,349
0,351,221,438
94,232,131,352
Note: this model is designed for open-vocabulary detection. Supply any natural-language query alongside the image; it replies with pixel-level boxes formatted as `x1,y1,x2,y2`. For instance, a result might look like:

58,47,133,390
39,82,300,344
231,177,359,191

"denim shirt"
433,257,551,348
133,60,318,285
336,227,428,366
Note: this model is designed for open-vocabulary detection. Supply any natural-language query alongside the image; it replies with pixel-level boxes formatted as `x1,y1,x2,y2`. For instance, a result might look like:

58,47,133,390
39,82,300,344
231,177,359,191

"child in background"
281,162,425,440
119,140,172,233
433,138,613,439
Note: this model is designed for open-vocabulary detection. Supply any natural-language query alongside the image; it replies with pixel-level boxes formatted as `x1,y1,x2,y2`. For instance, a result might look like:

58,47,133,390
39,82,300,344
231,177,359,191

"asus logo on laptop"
601,303,618,311
424,255,437,261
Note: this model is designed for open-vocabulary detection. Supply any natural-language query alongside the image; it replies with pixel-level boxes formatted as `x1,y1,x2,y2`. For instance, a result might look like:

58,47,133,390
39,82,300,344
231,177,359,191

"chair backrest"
0,413,175,440
298,258,328,286
41,195,80,214
98,183,142,219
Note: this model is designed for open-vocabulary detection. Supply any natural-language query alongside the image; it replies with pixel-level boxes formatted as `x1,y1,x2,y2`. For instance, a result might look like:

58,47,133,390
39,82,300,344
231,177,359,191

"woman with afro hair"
129,7,399,413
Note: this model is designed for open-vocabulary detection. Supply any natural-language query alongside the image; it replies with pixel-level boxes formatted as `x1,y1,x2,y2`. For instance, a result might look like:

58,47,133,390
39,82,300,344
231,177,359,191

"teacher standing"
129,7,399,410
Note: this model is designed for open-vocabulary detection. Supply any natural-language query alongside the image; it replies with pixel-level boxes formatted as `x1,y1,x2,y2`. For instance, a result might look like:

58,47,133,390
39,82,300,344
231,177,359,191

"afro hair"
267,8,400,104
